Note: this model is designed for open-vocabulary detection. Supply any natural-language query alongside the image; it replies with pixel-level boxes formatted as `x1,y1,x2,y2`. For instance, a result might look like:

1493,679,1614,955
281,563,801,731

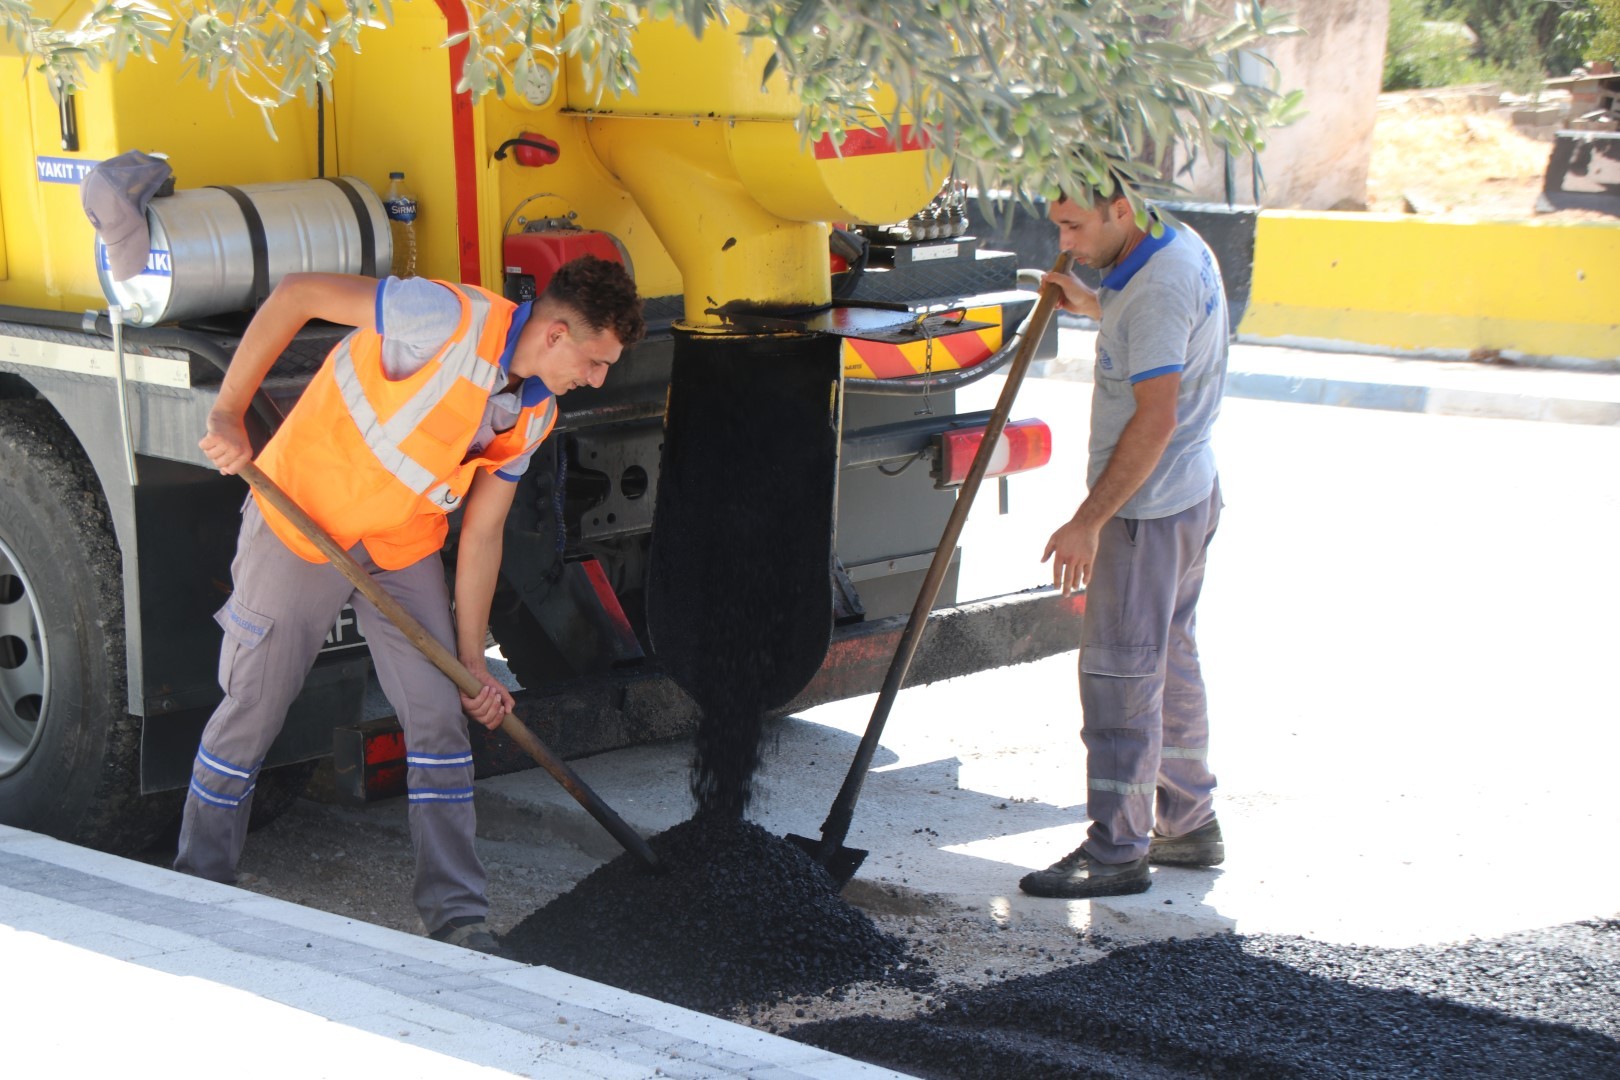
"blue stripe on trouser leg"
175,502,353,884
405,760,482,933
1078,483,1221,865
353,549,488,934
177,752,264,883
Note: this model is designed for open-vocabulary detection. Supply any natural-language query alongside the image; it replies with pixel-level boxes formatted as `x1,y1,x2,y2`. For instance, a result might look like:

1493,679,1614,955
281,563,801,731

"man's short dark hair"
1055,183,1129,209
543,255,646,347
1055,162,1133,209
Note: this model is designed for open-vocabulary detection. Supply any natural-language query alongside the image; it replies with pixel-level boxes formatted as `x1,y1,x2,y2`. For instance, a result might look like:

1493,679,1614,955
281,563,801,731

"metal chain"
916,317,935,417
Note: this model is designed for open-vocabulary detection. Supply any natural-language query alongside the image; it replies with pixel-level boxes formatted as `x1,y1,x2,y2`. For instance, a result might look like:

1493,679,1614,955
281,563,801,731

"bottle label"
385,197,417,223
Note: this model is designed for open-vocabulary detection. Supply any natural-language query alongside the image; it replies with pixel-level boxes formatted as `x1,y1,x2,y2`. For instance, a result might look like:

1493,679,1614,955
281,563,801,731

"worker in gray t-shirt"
1019,187,1230,901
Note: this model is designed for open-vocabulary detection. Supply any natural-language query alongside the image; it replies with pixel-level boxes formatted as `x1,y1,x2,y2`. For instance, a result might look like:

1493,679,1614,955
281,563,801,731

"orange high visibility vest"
254,282,557,569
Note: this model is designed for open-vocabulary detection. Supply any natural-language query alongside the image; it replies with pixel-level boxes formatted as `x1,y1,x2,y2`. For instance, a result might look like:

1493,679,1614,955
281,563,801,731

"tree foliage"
1383,0,1618,92
1568,0,1620,61
0,0,170,93
3,0,1303,208
1384,0,1494,90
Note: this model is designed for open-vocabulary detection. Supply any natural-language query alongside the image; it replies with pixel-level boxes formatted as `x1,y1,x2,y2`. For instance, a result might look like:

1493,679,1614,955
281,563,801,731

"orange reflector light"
935,418,1053,488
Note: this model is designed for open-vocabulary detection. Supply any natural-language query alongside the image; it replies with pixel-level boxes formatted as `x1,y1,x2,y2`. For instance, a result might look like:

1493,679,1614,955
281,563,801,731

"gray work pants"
1079,480,1222,864
174,501,487,933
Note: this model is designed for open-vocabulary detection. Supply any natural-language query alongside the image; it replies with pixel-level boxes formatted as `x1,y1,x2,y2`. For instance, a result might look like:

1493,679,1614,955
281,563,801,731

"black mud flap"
647,329,842,715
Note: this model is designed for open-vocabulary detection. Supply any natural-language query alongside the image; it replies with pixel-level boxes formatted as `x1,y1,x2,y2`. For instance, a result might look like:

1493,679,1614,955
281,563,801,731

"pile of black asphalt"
500,811,929,1013
500,805,1617,1078
793,919,1620,1079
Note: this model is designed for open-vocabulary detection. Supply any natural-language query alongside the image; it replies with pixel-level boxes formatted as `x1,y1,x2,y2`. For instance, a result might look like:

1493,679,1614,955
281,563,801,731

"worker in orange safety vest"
175,256,644,955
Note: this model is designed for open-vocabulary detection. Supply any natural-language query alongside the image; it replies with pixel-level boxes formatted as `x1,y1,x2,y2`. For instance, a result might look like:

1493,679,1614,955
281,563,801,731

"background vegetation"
1385,0,1620,92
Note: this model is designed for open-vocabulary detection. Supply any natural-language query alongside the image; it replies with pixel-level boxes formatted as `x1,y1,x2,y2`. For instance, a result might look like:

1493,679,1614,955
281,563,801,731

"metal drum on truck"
95,176,393,327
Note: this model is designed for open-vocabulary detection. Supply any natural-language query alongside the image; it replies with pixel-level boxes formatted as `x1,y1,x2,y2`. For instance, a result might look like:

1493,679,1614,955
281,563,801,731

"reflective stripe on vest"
330,285,505,510
534,401,560,443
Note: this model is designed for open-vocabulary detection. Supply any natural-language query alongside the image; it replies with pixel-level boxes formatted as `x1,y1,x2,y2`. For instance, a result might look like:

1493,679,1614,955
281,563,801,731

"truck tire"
0,401,181,853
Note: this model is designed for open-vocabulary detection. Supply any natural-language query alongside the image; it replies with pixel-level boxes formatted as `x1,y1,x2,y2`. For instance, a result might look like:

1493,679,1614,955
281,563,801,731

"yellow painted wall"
1241,211,1620,361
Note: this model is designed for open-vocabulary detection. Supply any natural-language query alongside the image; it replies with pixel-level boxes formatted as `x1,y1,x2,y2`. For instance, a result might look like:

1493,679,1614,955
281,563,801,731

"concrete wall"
1178,0,1390,210
1240,212,1620,360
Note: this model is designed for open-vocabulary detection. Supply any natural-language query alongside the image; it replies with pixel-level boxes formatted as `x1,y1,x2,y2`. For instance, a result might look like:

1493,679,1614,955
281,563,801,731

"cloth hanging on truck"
81,150,173,281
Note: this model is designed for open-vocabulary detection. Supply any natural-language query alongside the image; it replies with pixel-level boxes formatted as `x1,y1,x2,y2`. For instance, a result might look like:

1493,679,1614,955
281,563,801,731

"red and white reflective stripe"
841,305,1003,379
936,418,1052,487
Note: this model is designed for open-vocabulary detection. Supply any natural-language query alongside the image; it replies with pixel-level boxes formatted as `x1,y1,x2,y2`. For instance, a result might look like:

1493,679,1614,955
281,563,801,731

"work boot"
1019,846,1150,899
430,916,504,957
1149,819,1225,867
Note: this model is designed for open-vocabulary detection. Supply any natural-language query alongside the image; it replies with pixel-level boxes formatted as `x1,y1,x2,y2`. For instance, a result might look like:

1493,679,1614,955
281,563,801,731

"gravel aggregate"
500,812,929,1012
793,922,1620,1079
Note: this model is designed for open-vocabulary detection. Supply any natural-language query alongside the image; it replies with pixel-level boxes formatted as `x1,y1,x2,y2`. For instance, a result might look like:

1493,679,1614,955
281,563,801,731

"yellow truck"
0,4,1074,851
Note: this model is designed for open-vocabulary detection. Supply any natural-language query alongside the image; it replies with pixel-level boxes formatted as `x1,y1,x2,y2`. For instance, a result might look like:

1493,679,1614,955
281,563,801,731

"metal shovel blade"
785,831,868,887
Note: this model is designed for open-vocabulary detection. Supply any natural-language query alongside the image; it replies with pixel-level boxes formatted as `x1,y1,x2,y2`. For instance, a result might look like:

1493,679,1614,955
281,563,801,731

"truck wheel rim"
0,535,49,777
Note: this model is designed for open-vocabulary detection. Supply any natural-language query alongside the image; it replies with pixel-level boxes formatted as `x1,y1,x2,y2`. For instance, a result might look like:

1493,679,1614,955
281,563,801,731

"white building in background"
1178,0,1391,210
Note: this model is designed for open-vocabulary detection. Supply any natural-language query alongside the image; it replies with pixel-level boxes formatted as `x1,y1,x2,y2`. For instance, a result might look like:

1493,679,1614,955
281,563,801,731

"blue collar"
498,301,554,409
1100,224,1177,291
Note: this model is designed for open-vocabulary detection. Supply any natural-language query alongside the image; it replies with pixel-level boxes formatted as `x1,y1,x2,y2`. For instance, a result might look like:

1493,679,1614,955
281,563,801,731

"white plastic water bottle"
384,171,417,279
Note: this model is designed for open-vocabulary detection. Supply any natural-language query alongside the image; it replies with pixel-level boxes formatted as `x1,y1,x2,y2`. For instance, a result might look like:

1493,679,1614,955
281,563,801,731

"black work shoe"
430,916,504,956
1019,846,1151,899
1149,819,1226,867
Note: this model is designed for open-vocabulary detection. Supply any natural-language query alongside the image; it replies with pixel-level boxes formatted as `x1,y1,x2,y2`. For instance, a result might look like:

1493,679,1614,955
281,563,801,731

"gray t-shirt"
374,276,549,481
1089,223,1228,519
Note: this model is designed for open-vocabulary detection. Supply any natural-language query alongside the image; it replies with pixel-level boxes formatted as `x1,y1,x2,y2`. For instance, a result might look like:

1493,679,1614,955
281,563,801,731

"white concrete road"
495,358,1620,948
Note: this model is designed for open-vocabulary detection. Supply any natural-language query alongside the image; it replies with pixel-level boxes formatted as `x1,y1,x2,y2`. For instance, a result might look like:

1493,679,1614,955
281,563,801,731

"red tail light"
934,418,1052,488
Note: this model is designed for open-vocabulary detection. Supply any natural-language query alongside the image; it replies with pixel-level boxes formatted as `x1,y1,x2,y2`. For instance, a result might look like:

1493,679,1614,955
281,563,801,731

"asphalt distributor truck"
0,6,1081,854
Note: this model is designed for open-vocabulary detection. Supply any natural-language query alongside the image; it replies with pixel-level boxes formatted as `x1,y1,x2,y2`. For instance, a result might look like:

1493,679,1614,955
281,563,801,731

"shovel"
238,461,662,874
787,252,1075,886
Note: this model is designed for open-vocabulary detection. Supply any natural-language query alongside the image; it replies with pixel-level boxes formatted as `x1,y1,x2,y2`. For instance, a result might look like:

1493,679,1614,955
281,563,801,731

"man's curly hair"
541,255,645,347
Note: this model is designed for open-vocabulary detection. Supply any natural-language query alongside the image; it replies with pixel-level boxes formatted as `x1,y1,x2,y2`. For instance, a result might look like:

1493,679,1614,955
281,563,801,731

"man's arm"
452,467,520,730
199,273,379,475
1043,372,1180,593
